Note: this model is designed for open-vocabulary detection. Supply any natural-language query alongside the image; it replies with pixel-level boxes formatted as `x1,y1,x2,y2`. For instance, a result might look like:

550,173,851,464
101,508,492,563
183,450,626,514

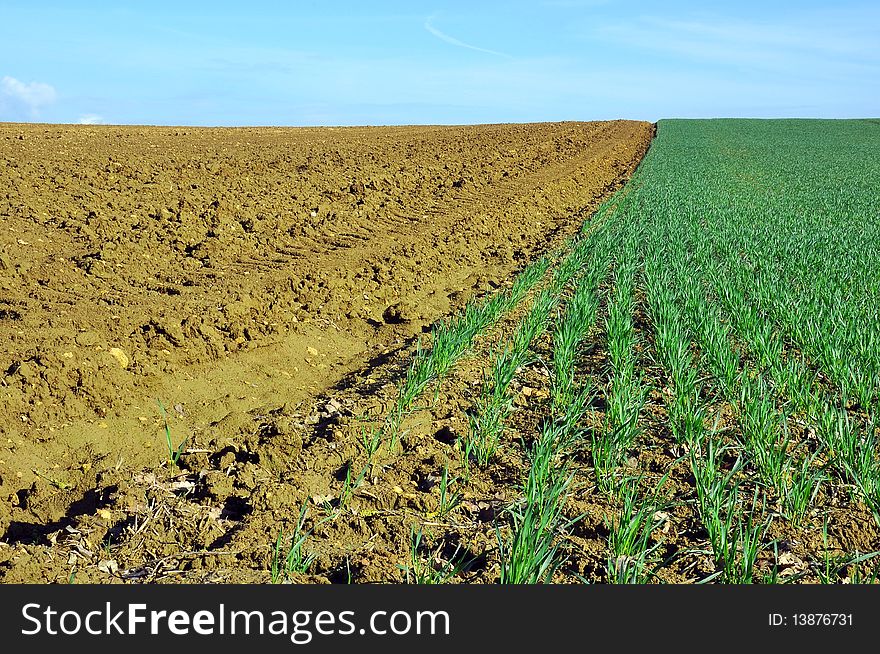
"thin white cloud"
424,16,511,58
1,76,57,118
595,13,880,79
77,113,107,125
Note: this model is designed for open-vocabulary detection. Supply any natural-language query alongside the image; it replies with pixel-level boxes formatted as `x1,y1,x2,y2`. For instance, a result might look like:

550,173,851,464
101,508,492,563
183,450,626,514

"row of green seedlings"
461,288,559,469
499,388,593,583
499,260,603,583
596,240,698,585
592,237,646,496
643,246,703,444
395,195,648,582
815,408,880,523
587,232,674,583
699,252,880,523
690,438,768,583
597,223,698,583
460,230,609,470
655,314,770,579
605,473,671,584
643,234,774,582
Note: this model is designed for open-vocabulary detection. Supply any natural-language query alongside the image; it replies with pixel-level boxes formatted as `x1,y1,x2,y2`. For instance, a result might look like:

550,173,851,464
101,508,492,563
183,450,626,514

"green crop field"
364,119,880,583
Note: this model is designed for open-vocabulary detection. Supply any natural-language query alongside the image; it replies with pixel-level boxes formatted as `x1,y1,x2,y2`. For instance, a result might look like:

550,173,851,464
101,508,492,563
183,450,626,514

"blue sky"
1,0,877,125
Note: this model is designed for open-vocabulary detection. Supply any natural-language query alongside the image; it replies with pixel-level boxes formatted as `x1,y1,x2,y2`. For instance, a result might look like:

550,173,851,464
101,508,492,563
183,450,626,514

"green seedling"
359,425,382,459
782,453,826,526
402,528,470,584
437,464,461,518
271,502,317,583
157,399,187,472
606,475,670,584
337,461,369,510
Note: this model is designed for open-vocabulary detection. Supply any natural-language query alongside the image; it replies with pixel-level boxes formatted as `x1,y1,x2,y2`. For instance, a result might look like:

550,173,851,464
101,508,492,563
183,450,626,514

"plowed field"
0,120,652,582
